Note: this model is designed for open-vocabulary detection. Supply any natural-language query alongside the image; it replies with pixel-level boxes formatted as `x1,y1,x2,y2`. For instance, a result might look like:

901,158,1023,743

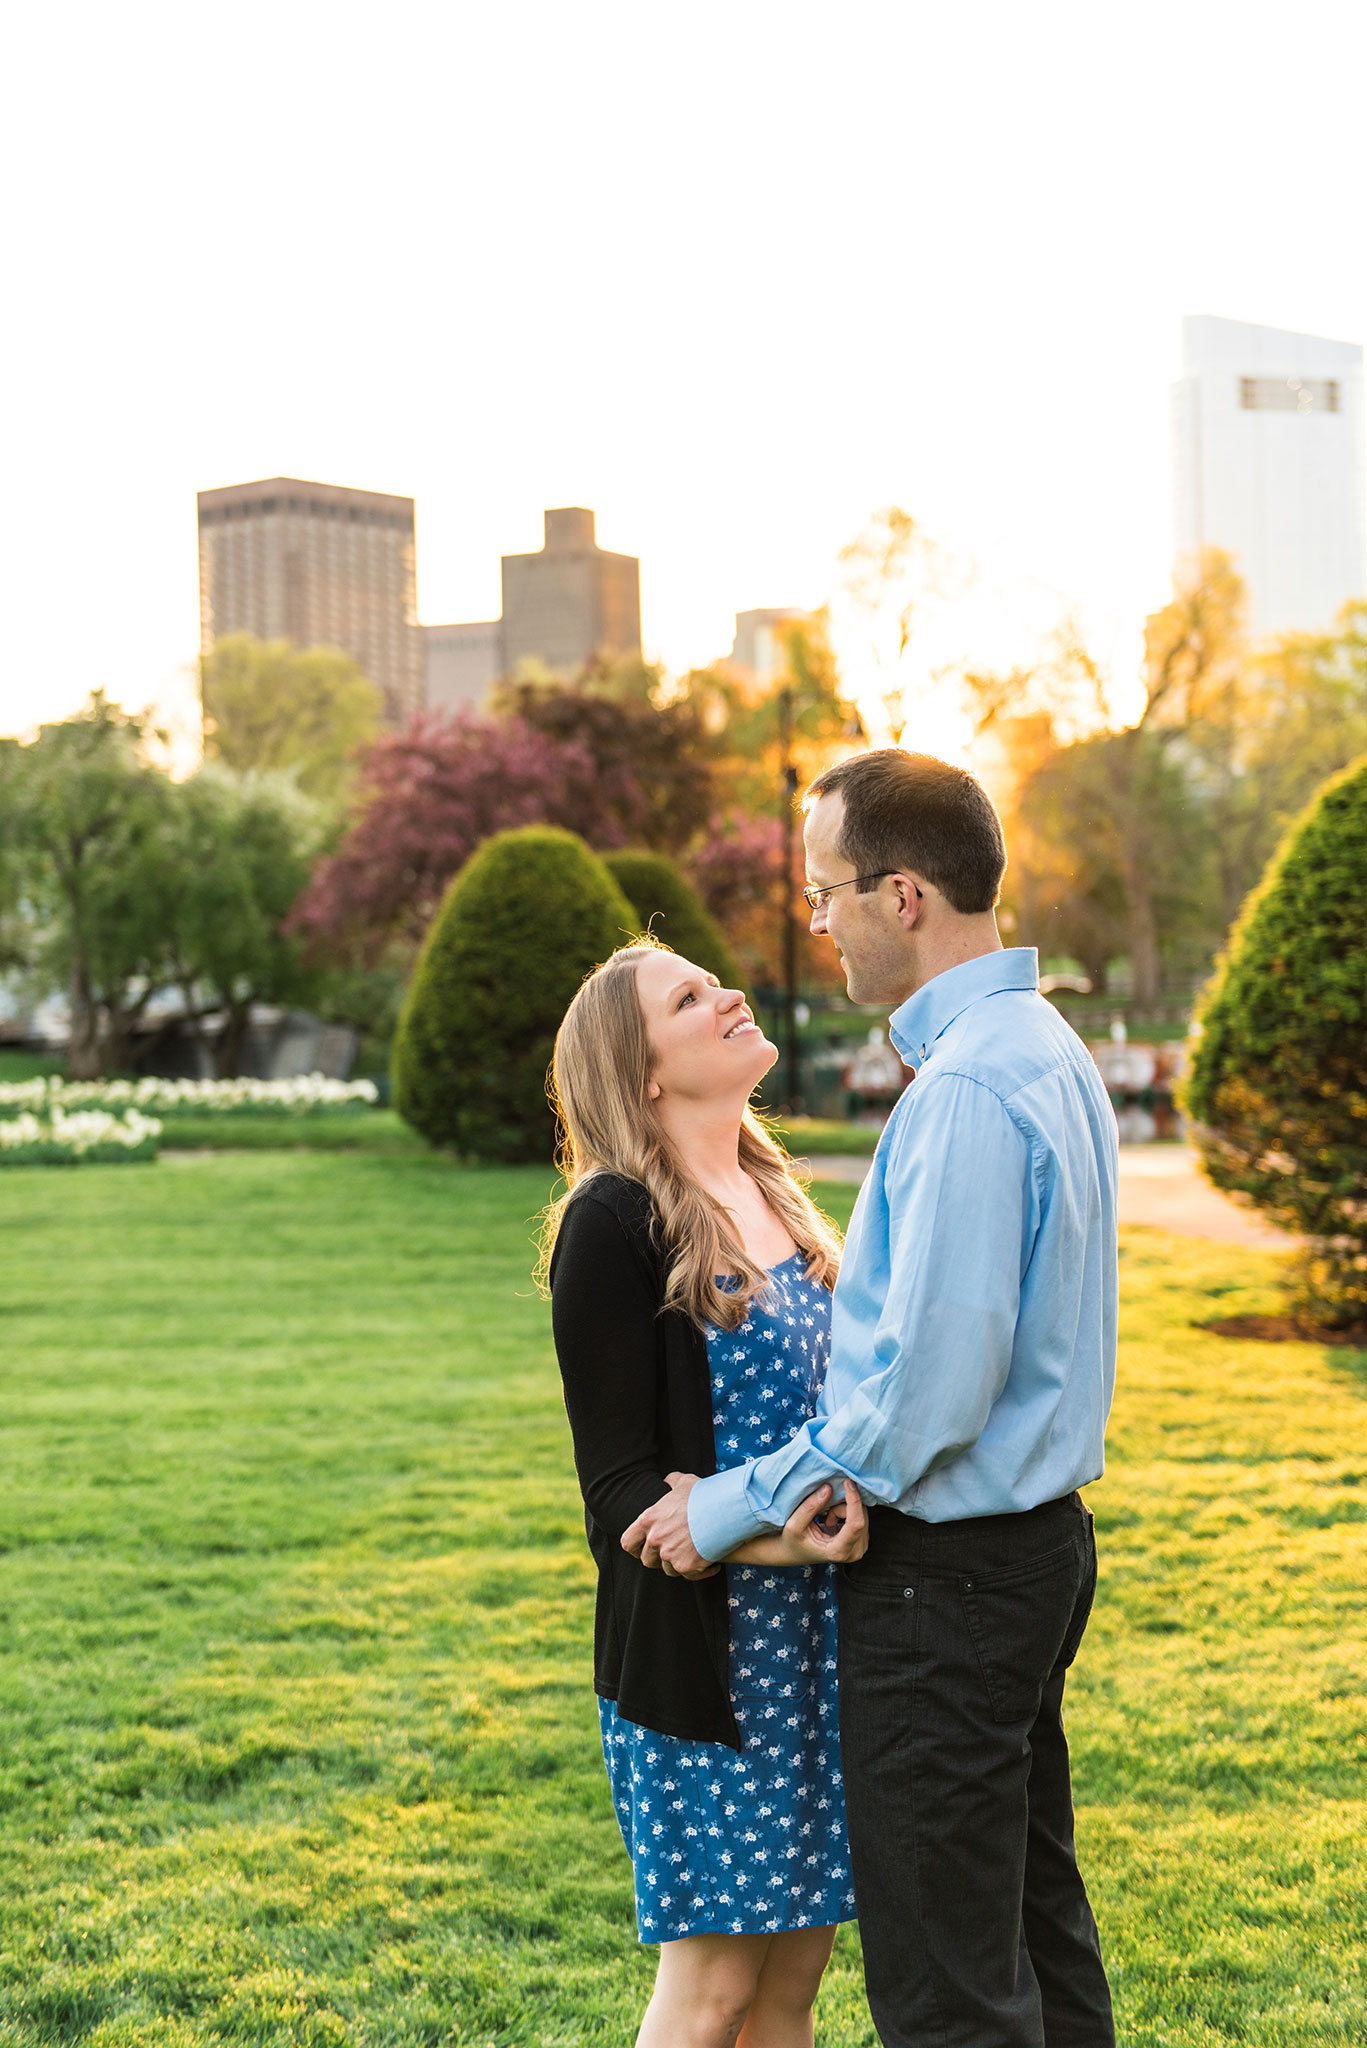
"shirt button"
903,1588,915,1599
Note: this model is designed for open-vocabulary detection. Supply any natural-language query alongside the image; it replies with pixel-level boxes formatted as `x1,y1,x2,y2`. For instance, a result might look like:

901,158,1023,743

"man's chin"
840,958,871,1004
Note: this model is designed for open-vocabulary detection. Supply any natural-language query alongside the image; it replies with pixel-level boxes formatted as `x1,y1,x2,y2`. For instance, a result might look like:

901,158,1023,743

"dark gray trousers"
838,1493,1114,2048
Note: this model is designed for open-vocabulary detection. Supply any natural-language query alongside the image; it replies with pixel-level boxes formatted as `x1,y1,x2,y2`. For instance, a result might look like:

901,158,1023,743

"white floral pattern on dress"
599,1256,857,1943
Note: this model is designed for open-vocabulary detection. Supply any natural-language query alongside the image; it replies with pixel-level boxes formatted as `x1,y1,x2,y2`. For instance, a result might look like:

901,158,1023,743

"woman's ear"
647,1080,662,1100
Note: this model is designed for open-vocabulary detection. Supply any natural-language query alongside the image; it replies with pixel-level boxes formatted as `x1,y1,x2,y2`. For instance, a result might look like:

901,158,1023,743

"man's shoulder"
925,993,1103,1120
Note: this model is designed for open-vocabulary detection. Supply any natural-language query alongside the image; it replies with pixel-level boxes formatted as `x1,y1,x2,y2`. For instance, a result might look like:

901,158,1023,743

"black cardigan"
549,1171,741,1750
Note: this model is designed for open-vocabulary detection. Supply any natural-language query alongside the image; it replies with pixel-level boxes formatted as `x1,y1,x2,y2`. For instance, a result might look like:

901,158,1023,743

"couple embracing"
545,749,1119,2048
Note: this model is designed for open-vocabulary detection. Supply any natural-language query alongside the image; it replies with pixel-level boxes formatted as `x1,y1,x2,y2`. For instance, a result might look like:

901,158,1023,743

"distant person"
626,750,1119,2048
843,1024,903,1123
544,938,868,2048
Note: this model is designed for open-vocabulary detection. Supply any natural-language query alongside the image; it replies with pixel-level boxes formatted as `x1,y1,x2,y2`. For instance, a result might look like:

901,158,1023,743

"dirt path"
805,1145,1298,1251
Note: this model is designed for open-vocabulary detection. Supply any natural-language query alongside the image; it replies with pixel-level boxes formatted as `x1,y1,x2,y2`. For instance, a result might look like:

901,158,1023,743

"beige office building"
423,619,504,715
197,476,424,722
500,507,641,675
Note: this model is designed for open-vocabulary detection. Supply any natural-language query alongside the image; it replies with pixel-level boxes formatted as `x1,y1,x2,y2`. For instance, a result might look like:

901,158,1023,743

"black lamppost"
777,685,802,1113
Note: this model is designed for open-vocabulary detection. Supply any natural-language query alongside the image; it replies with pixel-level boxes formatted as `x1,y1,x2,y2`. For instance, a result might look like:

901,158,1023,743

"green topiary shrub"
602,850,740,989
392,826,636,1162
1186,753,1367,1329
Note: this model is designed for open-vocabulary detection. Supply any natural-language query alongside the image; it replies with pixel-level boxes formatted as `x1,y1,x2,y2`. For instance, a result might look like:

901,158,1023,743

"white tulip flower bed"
0,1106,163,1166
0,1075,379,1118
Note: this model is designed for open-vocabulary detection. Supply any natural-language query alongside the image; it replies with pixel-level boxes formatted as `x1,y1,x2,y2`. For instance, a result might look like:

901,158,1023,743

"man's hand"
621,1473,717,1579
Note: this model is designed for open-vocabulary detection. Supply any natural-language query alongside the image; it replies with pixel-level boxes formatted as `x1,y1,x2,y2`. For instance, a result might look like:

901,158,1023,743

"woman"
543,939,867,2048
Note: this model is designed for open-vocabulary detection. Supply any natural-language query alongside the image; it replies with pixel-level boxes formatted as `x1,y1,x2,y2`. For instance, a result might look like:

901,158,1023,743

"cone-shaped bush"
392,826,636,1162
1187,753,1367,1327
602,850,740,990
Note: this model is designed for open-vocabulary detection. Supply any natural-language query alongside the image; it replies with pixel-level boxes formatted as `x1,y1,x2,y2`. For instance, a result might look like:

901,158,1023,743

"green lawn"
0,1050,64,1082
1,1154,1364,2045
155,1111,424,1156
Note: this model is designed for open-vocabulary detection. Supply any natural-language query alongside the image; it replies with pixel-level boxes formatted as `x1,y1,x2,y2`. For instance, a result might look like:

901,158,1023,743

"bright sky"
3,0,1365,755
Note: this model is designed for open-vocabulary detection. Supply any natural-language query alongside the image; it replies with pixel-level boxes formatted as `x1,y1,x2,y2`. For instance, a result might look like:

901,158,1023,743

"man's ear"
891,874,926,927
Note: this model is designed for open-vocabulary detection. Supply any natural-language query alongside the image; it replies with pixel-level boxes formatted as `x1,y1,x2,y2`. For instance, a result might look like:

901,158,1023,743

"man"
624,749,1118,2048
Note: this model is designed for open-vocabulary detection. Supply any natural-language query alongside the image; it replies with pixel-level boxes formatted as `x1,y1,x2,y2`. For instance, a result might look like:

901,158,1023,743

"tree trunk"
66,959,103,1079
214,997,255,1079
1123,863,1163,1011
177,976,215,1079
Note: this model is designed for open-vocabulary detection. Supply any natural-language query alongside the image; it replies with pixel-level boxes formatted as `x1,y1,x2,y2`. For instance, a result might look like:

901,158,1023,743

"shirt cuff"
688,1464,767,1561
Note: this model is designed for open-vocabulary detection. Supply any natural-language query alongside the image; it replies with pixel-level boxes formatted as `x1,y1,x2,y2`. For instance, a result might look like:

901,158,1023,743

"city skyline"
4,2,1366,752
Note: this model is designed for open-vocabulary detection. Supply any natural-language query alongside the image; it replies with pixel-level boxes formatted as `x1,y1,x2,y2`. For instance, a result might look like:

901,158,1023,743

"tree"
682,613,863,823
602,850,739,987
290,710,603,966
496,663,717,852
835,507,957,741
1007,558,1245,1010
201,633,383,802
1240,602,1367,891
1015,724,1212,996
391,827,636,1162
4,695,177,1076
163,769,324,1076
1186,754,1367,1329
0,738,34,975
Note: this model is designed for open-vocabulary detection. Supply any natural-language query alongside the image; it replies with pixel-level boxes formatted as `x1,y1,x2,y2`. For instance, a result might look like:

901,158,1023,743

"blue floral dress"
599,1253,856,1943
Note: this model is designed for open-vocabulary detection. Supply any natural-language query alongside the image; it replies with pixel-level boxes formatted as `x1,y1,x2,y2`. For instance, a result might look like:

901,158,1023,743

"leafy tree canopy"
201,633,383,802
3,695,177,1075
163,769,326,1076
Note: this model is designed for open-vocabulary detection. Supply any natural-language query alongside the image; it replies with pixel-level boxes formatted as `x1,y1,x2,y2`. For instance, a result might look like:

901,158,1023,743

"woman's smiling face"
633,950,777,1106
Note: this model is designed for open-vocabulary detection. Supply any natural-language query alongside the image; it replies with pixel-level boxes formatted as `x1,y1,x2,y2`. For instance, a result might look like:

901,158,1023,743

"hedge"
1186,753,1367,1327
602,850,740,989
391,826,637,1162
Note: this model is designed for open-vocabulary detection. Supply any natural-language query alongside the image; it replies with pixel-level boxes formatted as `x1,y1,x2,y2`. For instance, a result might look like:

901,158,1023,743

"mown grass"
0,1050,64,1082
769,1117,882,1157
155,1110,424,1155
0,1155,1363,2044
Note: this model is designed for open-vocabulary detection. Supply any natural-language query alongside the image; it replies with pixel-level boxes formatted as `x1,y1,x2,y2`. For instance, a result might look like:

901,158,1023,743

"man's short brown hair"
805,749,1006,914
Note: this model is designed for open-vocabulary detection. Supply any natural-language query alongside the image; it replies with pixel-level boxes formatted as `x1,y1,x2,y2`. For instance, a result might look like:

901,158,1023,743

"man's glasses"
802,871,908,912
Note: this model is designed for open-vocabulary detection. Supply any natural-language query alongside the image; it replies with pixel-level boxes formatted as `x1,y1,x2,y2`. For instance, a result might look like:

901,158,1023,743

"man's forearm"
687,1420,857,1561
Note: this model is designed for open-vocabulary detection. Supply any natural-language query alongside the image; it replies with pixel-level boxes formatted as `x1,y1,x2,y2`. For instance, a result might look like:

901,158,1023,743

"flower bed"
0,1075,379,1119
0,1107,162,1165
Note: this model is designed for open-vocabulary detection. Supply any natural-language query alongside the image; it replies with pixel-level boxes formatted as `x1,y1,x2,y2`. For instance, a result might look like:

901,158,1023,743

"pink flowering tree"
291,711,614,966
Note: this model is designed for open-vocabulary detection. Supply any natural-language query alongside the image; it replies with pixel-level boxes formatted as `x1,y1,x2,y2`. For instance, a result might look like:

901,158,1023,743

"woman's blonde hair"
538,937,841,1329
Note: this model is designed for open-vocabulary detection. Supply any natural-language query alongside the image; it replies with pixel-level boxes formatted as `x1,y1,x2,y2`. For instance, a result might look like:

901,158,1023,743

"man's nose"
809,904,827,937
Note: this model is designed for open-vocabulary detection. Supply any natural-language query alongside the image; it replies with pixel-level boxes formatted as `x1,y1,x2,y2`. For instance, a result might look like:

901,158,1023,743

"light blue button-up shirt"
688,948,1119,1561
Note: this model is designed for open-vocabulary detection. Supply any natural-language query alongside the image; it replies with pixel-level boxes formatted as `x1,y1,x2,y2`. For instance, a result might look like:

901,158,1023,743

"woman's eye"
678,992,696,1009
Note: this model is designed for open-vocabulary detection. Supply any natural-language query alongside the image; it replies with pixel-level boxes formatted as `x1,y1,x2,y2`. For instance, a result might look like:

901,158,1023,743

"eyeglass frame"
801,872,922,912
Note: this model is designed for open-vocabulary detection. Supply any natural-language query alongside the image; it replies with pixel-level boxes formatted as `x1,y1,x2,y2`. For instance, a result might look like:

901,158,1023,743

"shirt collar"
888,948,1040,1067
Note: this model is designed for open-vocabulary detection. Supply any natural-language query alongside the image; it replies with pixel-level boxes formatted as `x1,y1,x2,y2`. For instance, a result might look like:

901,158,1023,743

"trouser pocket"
959,1536,1087,1724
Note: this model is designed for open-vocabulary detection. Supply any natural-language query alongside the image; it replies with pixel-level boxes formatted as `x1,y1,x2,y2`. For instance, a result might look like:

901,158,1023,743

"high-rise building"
197,475,424,722
500,508,641,675
728,608,809,683
1171,315,1365,638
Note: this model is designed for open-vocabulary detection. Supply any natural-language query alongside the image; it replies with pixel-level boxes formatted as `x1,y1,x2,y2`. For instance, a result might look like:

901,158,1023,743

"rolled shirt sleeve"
687,1071,1035,1562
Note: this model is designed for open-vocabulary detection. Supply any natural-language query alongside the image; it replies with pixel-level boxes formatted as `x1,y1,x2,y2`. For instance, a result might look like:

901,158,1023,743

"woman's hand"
727,1480,869,1568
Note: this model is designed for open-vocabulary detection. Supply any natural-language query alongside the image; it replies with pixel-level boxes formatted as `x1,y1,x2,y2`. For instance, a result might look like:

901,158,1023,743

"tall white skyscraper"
1171,315,1365,638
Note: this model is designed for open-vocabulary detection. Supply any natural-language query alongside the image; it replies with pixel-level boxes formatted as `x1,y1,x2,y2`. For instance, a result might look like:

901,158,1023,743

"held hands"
621,1474,716,1579
730,1480,869,1568
621,1473,869,1580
